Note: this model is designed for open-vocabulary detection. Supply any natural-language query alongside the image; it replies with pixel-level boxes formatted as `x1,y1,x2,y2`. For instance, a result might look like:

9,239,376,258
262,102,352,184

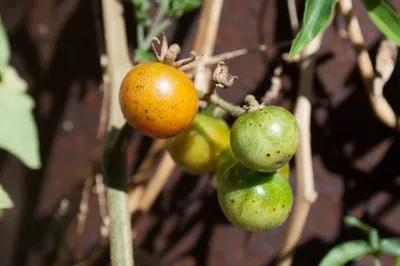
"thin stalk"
373,256,382,266
137,24,145,48
103,124,133,266
210,93,245,117
141,0,171,50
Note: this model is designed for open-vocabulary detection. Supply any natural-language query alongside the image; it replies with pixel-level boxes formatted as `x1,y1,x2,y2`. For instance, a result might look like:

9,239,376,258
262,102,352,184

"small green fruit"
218,163,293,232
230,106,300,173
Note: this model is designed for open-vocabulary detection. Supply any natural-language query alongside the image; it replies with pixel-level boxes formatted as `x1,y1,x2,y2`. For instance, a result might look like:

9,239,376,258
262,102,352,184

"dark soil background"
0,0,399,265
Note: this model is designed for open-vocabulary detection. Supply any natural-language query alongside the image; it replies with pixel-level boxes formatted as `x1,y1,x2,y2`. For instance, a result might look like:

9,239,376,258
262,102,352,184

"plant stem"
373,256,382,266
101,0,134,264
103,124,133,266
140,0,171,51
339,0,400,132
137,24,145,48
210,93,245,117
277,29,321,266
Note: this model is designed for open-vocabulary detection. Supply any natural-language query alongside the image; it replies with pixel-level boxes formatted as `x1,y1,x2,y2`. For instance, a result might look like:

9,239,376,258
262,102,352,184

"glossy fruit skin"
167,113,230,175
119,62,199,139
218,163,293,232
230,106,300,173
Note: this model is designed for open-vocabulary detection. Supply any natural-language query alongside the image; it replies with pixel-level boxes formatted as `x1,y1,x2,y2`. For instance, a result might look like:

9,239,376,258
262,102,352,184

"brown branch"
277,33,321,266
136,152,176,212
180,44,269,72
339,0,400,131
287,0,299,37
127,139,166,213
262,65,284,105
74,176,95,259
192,0,225,95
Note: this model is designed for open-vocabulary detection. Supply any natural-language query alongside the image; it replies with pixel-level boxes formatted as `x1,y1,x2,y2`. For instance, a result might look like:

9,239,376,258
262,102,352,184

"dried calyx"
212,62,238,89
152,32,197,68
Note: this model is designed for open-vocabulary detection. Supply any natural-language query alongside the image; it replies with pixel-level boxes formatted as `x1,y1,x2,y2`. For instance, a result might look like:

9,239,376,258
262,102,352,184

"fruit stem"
209,93,245,117
244,95,265,112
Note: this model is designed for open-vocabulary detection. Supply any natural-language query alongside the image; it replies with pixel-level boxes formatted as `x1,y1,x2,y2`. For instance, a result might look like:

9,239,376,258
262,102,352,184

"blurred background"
0,0,399,265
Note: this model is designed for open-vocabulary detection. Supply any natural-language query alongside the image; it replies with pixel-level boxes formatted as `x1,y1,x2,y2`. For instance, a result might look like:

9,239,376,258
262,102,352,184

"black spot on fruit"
277,151,280,154
267,153,270,157
145,109,148,113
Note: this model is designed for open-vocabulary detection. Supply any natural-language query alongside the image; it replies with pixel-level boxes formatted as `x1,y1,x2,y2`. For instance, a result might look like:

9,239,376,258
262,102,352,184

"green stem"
140,0,171,50
103,124,134,266
210,93,245,117
137,24,145,48
373,255,382,266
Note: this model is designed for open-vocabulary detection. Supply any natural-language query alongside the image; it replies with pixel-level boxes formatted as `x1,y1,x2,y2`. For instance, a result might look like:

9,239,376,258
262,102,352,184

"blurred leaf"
361,0,400,47
1,67,29,92
134,48,156,63
319,240,372,266
289,0,338,57
168,0,201,18
381,238,400,256
0,15,10,74
0,67,41,169
344,216,373,233
0,184,13,209
395,256,400,266
132,0,151,26
369,229,380,251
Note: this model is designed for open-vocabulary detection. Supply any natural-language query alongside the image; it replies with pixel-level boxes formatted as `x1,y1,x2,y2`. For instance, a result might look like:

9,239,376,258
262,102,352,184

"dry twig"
74,176,95,259
127,139,166,213
136,152,176,212
339,0,400,131
262,65,284,105
277,30,321,266
287,0,299,36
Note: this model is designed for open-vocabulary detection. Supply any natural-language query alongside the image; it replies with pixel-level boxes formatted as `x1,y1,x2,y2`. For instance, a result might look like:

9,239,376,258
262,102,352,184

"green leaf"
132,0,151,26
289,0,338,57
168,0,201,18
361,0,400,47
0,67,41,169
0,15,10,74
344,216,373,233
134,48,156,63
319,240,372,266
381,238,400,256
369,229,380,252
0,184,13,209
